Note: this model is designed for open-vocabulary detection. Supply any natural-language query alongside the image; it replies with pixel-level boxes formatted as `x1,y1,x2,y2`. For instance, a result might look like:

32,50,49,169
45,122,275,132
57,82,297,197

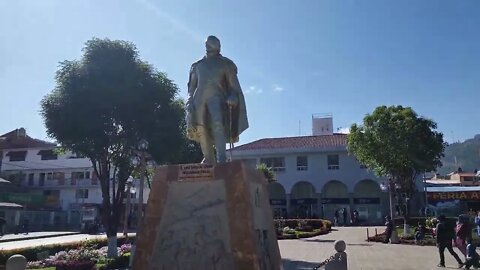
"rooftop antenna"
299,120,301,136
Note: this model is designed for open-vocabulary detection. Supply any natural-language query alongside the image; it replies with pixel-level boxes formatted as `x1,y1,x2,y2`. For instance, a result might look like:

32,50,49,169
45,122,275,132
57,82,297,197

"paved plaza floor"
0,227,468,269
0,231,79,243
279,226,466,270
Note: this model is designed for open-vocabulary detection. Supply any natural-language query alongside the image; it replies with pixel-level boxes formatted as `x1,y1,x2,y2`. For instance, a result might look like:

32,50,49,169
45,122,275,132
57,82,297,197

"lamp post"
123,177,135,237
423,171,428,216
136,139,148,228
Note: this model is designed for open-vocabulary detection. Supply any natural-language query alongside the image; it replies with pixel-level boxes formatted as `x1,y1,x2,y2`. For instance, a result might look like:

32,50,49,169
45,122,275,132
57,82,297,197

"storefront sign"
269,199,286,205
179,164,214,181
291,198,318,205
321,198,350,204
354,198,380,204
428,191,480,201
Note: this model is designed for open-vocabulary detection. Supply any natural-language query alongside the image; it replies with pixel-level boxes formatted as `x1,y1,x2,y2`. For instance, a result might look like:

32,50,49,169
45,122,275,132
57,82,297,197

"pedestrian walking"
334,210,339,227
342,207,348,226
474,211,480,237
22,219,29,235
0,217,6,236
436,215,464,268
455,215,468,257
465,238,480,270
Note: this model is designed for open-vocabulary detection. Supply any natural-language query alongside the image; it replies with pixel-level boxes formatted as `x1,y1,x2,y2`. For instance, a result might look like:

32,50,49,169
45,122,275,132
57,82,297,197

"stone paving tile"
279,227,466,270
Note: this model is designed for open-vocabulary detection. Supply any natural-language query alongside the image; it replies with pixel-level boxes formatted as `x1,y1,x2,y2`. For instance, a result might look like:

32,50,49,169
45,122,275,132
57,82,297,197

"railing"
36,178,99,187
313,240,347,270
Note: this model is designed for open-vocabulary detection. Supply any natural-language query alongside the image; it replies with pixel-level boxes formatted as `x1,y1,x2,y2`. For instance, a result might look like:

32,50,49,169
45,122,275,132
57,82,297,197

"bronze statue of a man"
186,36,249,164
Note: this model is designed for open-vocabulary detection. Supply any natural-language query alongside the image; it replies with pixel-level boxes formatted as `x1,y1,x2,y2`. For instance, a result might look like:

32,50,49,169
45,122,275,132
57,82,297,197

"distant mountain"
438,134,480,175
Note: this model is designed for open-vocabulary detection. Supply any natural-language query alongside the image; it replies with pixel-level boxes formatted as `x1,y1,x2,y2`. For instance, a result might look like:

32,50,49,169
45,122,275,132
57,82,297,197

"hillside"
438,134,480,175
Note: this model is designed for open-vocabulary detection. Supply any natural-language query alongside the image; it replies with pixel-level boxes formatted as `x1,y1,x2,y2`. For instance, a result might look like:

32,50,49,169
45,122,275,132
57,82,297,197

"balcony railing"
36,178,99,188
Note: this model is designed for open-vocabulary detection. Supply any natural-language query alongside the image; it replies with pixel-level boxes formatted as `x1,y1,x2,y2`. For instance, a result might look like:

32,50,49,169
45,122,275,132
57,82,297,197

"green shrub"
98,254,130,270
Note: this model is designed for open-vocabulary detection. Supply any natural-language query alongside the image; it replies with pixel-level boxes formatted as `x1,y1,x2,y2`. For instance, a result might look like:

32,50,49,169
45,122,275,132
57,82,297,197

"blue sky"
1,0,479,145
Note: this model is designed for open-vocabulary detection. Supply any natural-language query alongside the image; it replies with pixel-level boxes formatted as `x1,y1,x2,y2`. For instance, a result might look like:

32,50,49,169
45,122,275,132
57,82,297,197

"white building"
230,116,390,224
0,128,149,229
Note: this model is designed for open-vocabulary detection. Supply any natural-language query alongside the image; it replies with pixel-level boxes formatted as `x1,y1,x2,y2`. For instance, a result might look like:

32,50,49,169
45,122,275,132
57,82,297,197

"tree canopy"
40,38,195,255
347,105,445,196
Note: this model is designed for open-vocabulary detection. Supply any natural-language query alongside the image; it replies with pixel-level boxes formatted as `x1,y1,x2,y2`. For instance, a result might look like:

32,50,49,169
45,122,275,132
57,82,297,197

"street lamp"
136,139,148,228
123,176,136,237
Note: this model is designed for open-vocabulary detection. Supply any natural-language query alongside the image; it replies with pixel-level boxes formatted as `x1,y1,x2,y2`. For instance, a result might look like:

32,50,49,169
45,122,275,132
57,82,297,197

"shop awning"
0,202,23,208
0,178,11,184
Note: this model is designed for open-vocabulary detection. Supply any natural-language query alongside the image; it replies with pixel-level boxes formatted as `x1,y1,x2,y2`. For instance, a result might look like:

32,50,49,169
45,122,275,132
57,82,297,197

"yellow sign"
428,191,480,201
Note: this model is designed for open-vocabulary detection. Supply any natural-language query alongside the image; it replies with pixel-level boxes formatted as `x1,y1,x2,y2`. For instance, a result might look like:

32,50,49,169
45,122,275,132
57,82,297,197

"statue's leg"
197,126,216,164
207,97,227,163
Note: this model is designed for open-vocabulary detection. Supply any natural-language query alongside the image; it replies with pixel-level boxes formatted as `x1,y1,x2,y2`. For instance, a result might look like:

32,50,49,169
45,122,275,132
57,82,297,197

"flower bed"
26,244,132,269
0,237,133,266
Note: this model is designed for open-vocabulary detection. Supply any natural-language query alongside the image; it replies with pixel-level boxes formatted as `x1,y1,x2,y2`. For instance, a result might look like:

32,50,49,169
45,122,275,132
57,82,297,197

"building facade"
230,117,390,224
0,128,149,230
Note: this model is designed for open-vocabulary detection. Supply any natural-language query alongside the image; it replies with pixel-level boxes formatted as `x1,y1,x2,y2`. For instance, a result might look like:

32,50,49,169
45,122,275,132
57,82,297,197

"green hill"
438,134,480,175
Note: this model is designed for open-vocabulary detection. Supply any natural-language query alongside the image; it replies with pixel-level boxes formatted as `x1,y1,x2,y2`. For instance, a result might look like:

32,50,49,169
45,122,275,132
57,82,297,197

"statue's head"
205,36,221,54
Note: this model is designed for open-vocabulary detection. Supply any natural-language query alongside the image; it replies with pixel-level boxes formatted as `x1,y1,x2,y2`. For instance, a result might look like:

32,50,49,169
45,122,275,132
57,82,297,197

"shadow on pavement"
301,239,336,243
347,243,373,247
282,258,320,270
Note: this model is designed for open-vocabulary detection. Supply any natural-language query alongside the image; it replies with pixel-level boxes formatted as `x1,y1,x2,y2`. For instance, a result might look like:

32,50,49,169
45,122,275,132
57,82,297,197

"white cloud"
338,127,350,134
273,84,284,92
245,86,263,94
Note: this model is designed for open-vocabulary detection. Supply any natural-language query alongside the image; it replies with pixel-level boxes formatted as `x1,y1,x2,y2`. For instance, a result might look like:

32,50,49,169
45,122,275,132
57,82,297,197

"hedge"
277,228,329,240
274,219,332,230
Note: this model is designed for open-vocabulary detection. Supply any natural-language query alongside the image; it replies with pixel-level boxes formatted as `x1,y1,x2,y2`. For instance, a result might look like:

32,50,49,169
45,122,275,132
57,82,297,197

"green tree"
41,38,185,256
347,105,445,221
257,163,276,183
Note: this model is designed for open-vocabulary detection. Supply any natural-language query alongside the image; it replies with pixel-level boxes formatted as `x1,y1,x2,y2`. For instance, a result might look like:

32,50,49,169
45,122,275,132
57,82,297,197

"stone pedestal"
132,161,283,270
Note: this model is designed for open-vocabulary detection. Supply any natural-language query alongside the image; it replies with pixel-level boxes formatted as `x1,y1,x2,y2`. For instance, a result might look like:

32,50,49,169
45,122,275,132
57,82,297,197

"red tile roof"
232,134,348,151
0,129,56,150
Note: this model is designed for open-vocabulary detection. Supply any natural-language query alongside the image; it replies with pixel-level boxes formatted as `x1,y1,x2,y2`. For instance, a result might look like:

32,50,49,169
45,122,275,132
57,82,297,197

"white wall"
1,147,91,171
232,149,384,193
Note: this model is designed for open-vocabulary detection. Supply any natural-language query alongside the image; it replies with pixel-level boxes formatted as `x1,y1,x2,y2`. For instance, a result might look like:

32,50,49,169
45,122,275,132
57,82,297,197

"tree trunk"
104,209,120,257
107,235,118,258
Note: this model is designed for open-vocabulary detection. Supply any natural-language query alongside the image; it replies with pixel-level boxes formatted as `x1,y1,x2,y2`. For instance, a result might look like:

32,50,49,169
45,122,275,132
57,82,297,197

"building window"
38,150,58,160
69,152,86,159
260,157,285,172
39,173,45,186
297,156,308,171
327,155,340,170
76,189,89,199
28,173,34,186
7,151,27,162
72,171,90,180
